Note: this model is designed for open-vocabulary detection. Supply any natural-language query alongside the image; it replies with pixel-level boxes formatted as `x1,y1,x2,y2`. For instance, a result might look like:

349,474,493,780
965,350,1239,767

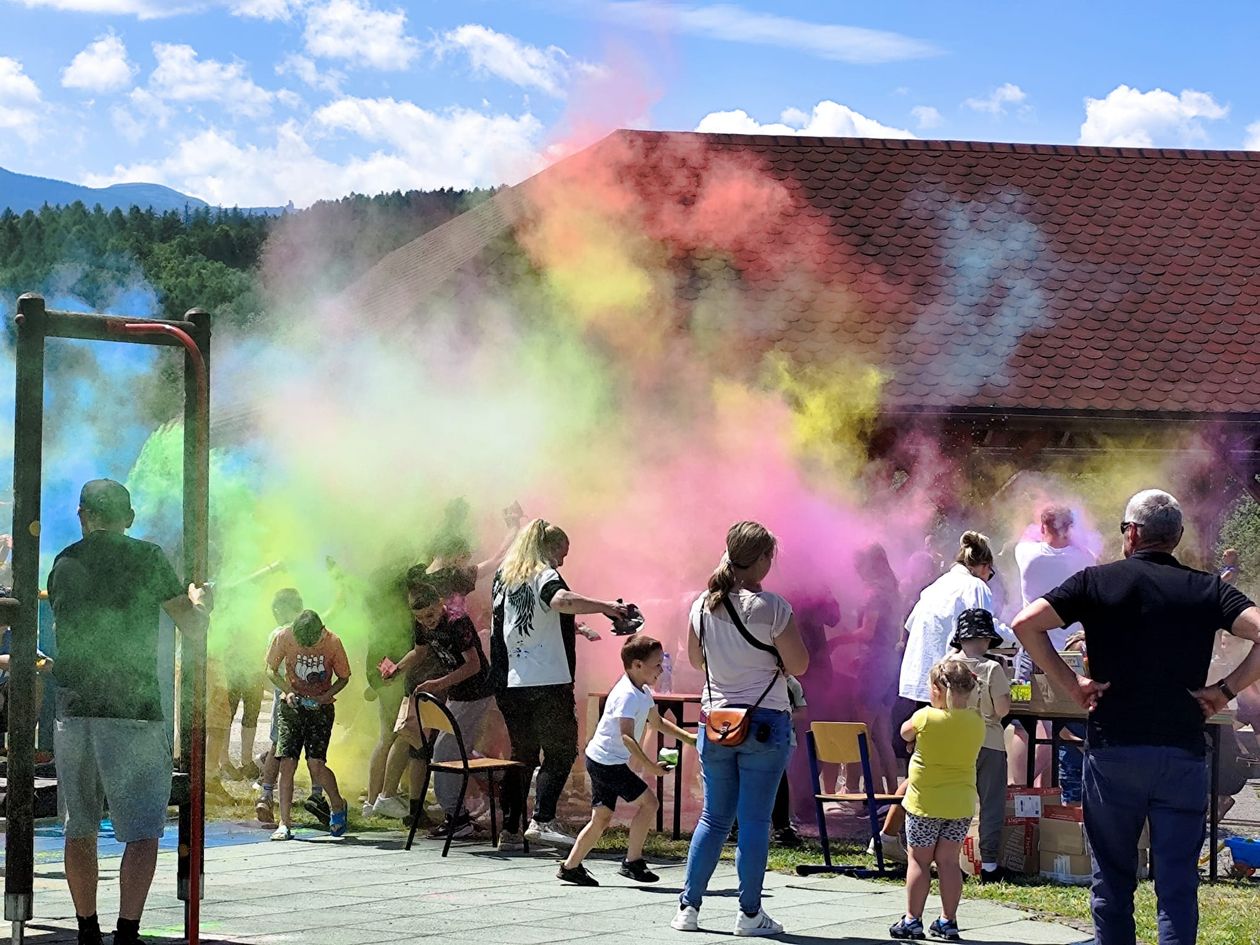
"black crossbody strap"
721,595,784,669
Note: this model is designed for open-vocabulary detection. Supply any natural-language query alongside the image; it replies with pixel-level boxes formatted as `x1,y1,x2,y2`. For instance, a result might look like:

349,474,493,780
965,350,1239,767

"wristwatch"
1215,679,1238,701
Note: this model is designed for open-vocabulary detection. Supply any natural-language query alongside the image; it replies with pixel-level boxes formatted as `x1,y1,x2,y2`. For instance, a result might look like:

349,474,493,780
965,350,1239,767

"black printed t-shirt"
1042,550,1253,754
48,530,184,720
419,613,491,702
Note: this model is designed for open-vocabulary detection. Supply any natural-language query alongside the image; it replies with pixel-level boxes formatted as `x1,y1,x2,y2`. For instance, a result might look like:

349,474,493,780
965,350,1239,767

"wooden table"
589,691,702,840
1009,705,1235,882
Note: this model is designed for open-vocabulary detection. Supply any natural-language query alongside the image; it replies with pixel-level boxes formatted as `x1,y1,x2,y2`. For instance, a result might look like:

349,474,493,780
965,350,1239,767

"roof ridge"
612,128,1260,162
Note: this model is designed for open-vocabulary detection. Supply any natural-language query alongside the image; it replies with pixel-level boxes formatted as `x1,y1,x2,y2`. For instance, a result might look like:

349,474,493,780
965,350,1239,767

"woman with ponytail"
491,518,629,852
673,522,809,938
898,531,1011,707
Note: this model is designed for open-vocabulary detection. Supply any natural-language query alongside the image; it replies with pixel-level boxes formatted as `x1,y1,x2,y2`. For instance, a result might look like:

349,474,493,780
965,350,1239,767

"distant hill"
0,166,286,216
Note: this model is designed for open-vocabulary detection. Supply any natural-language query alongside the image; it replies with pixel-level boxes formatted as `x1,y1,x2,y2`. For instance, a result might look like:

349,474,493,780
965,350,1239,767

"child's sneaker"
429,811,475,840
255,797,274,825
372,794,410,820
557,863,599,886
329,804,348,837
618,858,659,883
497,830,525,853
733,909,783,937
670,905,700,932
772,825,802,847
525,818,575,848
890,916,926,940
270,824,293,841
929,918,961,941
361,801,374,818
304,793,331,826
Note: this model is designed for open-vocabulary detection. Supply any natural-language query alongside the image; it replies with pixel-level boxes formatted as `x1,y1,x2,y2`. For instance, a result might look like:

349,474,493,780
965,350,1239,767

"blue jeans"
681,707,791,916
1083,745,1208,945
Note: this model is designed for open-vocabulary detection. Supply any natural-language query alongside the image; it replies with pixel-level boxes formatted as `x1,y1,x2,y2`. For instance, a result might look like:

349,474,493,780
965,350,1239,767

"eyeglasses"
1119,521,1146,535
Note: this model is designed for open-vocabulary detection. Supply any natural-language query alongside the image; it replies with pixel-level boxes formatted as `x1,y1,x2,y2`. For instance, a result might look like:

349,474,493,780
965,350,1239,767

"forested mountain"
0,165,210,215
0,188,494,326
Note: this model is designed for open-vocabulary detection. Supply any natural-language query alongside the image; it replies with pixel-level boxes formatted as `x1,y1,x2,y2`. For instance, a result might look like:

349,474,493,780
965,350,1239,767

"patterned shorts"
905,813,971,848
276,702,335,761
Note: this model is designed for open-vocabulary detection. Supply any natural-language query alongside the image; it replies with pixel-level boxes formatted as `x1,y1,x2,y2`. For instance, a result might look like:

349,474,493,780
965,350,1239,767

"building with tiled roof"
336,130,1260,503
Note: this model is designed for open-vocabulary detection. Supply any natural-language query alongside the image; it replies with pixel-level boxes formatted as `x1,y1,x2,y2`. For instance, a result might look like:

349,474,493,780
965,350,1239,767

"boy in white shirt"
558,634,696,887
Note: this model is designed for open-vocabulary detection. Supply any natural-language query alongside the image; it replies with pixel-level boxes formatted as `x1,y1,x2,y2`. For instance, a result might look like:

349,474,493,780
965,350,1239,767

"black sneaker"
618,858,660,883
979,866,1005,884
772,825,803,847
890,916,926,940
429,812,475,839
304,793,331,826
929,918,961,941
557,863,600,886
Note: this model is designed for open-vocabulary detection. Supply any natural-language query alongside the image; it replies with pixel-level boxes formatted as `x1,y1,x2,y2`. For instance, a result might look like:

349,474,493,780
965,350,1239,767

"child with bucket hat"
950,608,1011,884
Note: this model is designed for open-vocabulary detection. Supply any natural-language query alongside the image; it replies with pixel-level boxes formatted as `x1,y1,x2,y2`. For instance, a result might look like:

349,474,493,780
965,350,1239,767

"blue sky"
1,1,1257,207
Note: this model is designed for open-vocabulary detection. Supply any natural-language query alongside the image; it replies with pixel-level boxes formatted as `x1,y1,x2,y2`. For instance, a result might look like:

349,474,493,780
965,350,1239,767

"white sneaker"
270,824,293,841
372,794,410,820
671,905,700,932
734,909,783,937
361,802,374,819
525,818,576,848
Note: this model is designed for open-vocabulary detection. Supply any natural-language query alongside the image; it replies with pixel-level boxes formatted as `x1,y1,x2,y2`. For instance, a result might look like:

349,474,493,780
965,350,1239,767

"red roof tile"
564,131,1260,418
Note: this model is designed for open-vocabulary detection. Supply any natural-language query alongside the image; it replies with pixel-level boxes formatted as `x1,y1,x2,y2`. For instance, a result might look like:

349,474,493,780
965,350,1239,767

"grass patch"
591,829,1260,945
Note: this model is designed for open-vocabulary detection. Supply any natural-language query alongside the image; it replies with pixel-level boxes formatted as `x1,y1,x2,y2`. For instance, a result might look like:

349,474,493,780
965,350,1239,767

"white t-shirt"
689,589,792,713
1015,540,1095,649
586,673,655,765
899,564,1011,704
498,567,572,688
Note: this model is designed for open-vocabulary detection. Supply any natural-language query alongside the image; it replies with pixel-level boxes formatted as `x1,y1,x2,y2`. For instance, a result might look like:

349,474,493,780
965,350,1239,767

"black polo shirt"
1043,550,1253,754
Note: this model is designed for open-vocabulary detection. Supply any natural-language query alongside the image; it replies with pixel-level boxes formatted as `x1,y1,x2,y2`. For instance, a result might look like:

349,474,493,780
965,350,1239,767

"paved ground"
16,829,1088,945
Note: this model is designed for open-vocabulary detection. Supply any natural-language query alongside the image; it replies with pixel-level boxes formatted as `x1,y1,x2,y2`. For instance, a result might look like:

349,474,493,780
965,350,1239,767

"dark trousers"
771,772,790,831
496,684,578,833
976,747,1007,862
1083,745,1208,945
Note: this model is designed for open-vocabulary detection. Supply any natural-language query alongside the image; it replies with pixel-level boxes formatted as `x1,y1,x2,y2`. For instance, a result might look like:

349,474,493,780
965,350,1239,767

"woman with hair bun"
672,521,809,938
899,532,1009,708
491,518,629,853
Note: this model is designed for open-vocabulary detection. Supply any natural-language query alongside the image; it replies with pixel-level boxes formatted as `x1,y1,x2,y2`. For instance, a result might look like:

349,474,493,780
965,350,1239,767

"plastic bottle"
658,652,673,694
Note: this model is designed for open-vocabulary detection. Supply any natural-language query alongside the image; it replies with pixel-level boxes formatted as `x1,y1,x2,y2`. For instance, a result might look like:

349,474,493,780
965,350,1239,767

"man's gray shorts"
54,715,173,843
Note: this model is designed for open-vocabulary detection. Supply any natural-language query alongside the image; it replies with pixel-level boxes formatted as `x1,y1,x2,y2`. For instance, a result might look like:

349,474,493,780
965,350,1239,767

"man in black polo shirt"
1013,489,1260,945
48,480,212,945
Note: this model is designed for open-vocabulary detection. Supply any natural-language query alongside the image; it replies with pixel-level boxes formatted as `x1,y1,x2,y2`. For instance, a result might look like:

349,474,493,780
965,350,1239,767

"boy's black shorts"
276,702,335,761
586,756,647,811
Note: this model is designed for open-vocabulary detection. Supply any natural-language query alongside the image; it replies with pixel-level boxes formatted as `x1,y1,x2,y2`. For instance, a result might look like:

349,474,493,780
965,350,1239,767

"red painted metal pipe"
110,320,209,945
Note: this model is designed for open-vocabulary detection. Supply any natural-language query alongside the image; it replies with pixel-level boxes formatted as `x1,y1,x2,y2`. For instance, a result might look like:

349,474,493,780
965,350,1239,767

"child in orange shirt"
265,609,351,839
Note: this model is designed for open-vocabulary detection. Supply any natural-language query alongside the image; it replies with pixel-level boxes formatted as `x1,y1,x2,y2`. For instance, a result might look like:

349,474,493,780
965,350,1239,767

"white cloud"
231,0,305,17
437,24,593,98
304,0,419,70
86,101,543,207
0,57,43,142
275,53,343,94
964,82,1027,116
8,0,183,15
911,105,942,130
111,86,173,143
1245,121,1260,151
1079,85,1228,147
695,99,916,139
604,1,939,64
150,43,273,117
62,33,137,94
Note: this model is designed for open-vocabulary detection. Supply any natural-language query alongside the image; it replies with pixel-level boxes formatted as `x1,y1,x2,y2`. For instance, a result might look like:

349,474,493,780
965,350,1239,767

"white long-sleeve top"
898,564,1012,703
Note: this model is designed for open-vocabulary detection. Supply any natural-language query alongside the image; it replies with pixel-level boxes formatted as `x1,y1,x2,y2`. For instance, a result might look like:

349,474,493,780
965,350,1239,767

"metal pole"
5,294,46,940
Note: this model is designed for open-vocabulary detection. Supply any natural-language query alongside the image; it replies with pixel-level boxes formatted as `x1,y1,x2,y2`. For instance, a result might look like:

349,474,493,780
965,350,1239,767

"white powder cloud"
696,99,915,139
1079,84,1227,147
62,33,137,94
304,0,419,71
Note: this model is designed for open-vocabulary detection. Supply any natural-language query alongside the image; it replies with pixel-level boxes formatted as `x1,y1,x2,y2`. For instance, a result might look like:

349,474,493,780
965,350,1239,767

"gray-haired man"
1012,489,1260,945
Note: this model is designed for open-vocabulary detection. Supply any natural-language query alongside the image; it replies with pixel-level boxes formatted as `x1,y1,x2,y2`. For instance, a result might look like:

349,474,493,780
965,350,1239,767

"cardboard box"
999,818,1040,874
1027,652,1089,716
1041,805,1150,848
1006,786,1061,820
1041,850,1092,885
959,818,982,877
1041,849,1148,885
1039,816,1088,856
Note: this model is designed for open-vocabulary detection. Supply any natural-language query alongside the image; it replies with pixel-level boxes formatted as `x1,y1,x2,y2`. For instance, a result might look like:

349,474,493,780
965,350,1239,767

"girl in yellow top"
891,659,984,942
